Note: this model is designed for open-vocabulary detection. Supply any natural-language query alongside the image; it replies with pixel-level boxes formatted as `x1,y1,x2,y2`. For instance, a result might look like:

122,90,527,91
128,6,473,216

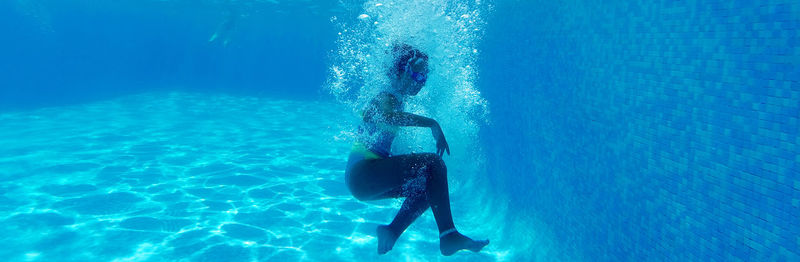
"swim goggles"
404,64,427,84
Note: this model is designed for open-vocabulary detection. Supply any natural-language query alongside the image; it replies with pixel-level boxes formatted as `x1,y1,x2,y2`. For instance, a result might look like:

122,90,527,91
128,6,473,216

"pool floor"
0,92,500,261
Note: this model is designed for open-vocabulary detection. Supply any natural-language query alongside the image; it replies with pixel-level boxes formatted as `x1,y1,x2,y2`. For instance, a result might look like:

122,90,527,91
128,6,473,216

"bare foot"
377,225,399,255
439,230,489,256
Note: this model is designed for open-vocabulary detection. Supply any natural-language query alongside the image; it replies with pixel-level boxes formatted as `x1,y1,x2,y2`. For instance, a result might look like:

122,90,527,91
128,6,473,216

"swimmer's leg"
414,154,489,256
378,193,429,254
390,192,429,234
348,153,488,255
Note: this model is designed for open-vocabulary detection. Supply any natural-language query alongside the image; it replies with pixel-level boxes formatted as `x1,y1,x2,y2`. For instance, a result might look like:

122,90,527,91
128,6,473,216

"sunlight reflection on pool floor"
0,92,501,262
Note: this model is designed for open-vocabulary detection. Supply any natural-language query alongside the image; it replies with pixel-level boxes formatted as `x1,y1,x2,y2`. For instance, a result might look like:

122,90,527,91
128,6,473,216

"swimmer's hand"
432,122,450,156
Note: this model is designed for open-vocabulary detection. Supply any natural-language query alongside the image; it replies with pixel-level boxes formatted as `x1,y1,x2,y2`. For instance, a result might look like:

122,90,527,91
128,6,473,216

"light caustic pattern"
0,92,509,261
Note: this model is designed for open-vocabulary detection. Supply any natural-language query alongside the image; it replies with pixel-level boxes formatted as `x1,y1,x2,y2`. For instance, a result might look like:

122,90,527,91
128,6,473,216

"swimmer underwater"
344,43,489,256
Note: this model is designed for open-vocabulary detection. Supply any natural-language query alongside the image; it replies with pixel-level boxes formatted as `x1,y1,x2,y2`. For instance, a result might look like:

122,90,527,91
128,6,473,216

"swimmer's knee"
433,156,446,173
418,153,446,175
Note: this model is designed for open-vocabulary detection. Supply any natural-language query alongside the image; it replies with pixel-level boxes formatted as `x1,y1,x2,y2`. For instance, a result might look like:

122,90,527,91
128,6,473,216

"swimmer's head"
392,44,429,96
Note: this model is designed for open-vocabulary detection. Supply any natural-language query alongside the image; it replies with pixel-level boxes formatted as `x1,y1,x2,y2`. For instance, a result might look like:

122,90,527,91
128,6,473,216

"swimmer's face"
401,58,428,96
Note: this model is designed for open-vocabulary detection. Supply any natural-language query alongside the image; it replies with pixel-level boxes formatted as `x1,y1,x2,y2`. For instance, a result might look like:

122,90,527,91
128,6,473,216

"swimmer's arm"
379,94,437,128
381,94,450,156
386,111,440,127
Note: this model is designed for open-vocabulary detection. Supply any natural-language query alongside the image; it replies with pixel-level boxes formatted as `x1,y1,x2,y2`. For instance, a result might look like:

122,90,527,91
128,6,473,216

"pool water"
2,0,798,261
0,92,503,261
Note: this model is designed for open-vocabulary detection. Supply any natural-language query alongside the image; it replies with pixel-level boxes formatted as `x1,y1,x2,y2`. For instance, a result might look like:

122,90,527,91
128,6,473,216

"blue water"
1,0,799,261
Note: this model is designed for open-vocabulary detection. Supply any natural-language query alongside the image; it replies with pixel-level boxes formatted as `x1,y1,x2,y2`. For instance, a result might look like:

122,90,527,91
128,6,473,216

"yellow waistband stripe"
351,142,383,160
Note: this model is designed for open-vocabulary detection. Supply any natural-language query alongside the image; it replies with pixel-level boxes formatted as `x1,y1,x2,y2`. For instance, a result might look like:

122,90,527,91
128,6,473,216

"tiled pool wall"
481,1,798,260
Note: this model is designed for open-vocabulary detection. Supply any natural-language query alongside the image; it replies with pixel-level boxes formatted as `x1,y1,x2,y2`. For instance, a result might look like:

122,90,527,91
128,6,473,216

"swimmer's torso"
346,91,404,177
357,91,404,157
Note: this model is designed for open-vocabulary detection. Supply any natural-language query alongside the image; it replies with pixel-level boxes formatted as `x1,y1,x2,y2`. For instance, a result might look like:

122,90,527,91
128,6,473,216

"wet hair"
392,44,428,77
